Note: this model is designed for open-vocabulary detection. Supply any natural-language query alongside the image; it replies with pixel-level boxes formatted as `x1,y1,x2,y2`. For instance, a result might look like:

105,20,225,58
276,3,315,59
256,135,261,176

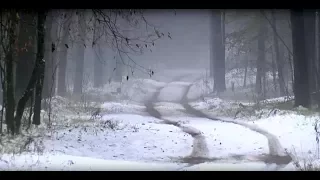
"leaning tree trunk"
93,18,104,88
73,13,86,94
271,10,286,96
14,10,47,133
291,9,310,108
256,13,267,100
212,10,226,93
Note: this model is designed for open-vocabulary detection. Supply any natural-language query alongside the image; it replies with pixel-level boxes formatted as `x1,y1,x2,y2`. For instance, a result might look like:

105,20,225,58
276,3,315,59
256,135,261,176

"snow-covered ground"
0,153,181,171
0,68,317,171
253,114,319,160
43,114,192,163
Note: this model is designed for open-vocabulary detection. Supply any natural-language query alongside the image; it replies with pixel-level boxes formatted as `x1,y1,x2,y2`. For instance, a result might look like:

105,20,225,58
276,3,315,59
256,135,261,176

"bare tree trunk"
290,9,310,108
27,90,34,130
209,11,214,78
221,10,226,89
221,10,225,46
315,10,320,91
48,11,59,97
57,11,71,97
256,13,267,100
114,54,122,83
93,18,103,88
0,61,5,135
263,67,267,99
5,10,19,135
73,13,86,94
286,49,294,89
33,11,48,126
5,52,15,135
271,10,286,96
315,10,320,105
43,10,59,101
42,12,53,99
243,57,248,88
0,13,7,135
304,10,316,95
271,50,278,93
15,12,36,102
14,10,47,132
279,44,289,93
33,68,44,126
212,10,226,93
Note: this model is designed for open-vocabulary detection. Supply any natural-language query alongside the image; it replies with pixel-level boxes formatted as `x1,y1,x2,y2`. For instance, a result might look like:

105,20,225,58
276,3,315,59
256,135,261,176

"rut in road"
144,76,212,165
180,84,293,167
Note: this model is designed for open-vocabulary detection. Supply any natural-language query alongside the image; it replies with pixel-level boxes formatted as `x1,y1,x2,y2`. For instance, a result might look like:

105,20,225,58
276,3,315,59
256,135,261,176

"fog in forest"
79,9,211,85
0,9,318,171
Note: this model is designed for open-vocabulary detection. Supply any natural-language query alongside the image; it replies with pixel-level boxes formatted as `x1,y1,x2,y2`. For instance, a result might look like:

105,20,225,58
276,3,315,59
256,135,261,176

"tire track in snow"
180,84,293,168
144,75,212,166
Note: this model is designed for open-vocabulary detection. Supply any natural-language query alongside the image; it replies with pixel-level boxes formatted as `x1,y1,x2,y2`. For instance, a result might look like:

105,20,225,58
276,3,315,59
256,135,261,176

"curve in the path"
144,76,212,165
180,84,293,167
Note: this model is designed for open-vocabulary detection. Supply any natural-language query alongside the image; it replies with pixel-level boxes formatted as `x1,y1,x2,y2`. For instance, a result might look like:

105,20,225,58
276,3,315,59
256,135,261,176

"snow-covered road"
142,75,292,170
0,72,317,171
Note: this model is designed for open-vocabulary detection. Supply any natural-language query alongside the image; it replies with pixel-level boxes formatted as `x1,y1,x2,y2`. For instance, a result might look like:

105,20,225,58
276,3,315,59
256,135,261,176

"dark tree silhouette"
14,10,47,132
4,10,19,135
42,12,53,99
15,12,36,101
304,10,316,95
290,9,310,108
211,10,226,93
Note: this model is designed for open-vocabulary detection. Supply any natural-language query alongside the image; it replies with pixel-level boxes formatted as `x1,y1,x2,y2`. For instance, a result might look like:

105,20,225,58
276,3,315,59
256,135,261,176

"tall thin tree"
290,9,310,108
92,17,104,88
73,11,86,94
271,10,286,96
211,10,226,93
57,11,72,97
256,12,267,100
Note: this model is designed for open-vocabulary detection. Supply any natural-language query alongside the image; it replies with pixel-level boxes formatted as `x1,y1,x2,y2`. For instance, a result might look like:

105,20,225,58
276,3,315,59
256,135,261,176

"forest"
0,9,318,171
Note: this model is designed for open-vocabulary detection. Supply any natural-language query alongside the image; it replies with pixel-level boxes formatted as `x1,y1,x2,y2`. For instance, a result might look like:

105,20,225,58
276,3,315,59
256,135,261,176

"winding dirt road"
144,75,292,169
